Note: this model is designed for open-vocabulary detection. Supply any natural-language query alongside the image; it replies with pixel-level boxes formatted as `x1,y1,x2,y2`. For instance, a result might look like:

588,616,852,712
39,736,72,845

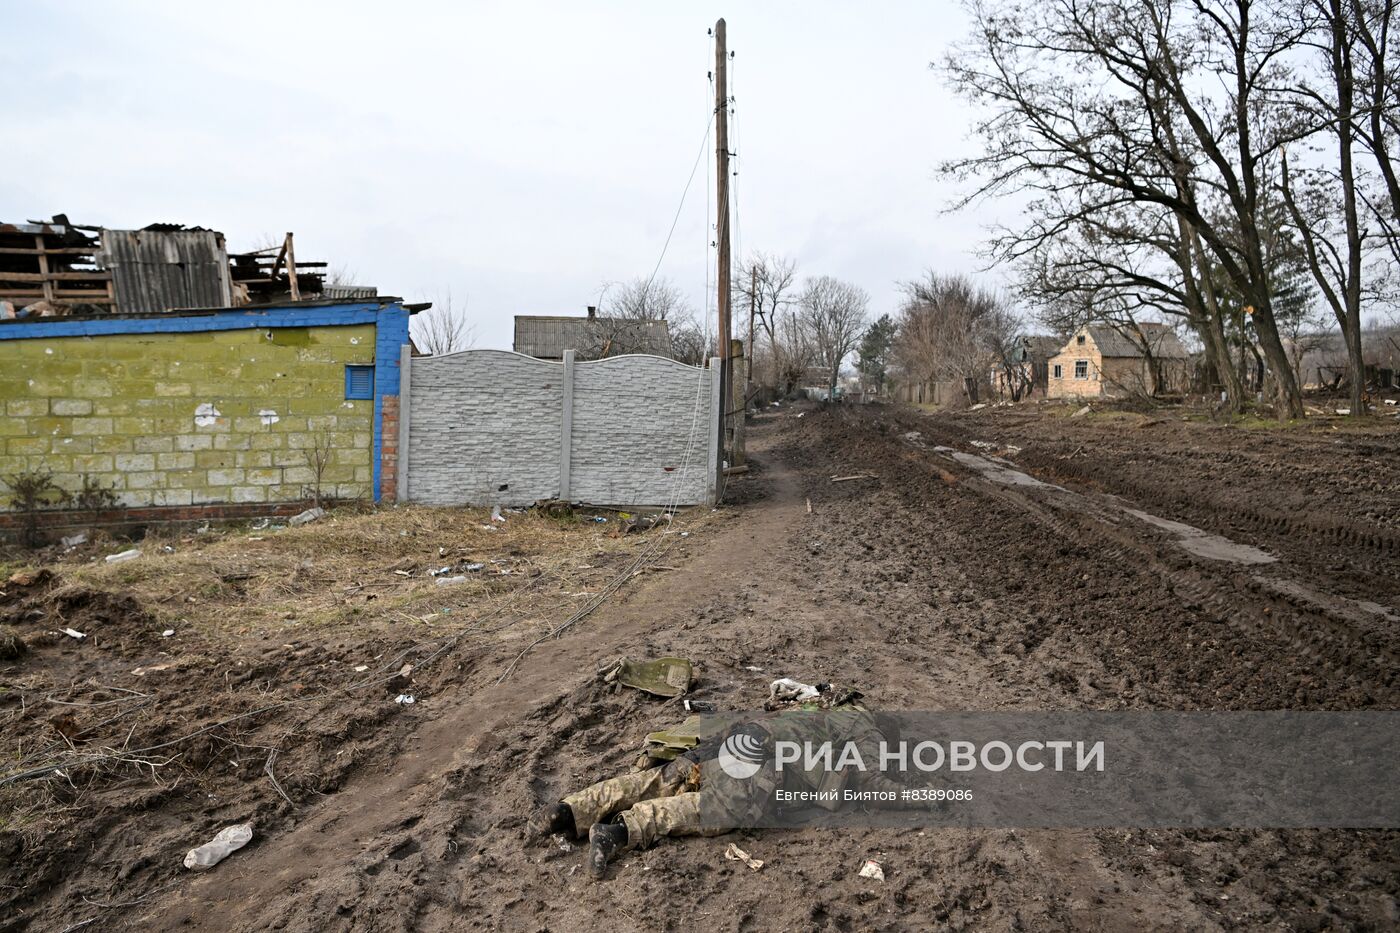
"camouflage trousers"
562,759,728,850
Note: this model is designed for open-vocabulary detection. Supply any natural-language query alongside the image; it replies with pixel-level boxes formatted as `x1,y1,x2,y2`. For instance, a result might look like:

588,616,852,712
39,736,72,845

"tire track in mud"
884,415,1398,706
781,407,1399,930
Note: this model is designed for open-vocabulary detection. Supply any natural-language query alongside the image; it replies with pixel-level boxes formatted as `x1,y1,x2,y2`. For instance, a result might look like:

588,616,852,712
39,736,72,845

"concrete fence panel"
402,349,715,508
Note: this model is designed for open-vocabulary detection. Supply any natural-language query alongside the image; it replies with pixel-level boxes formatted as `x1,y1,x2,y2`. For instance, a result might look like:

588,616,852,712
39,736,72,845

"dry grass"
4,503,716,647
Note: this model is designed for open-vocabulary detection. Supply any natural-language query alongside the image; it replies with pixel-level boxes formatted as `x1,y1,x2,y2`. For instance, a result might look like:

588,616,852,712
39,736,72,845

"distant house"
993,334,1064,400
512,307,672,361
1047,323,1191,399
1290,327,1400,390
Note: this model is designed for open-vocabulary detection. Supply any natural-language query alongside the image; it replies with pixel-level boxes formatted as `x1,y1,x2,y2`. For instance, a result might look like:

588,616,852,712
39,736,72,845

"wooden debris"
830,473,878,483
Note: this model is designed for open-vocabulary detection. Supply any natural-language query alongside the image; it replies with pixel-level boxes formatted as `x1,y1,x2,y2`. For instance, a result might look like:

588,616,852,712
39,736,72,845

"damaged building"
1,215,348,318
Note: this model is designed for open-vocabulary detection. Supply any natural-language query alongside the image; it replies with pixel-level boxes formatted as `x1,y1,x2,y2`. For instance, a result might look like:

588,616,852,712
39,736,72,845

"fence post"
397,344,412,503
559,349,575,501
707,356,722,505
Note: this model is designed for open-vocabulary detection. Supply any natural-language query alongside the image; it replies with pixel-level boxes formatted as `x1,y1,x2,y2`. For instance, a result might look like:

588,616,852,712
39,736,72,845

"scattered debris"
289,507,326,527
858,859,885,881
394,694,416,705
105,548,141,564
133,663,173,676
161,629,176,637
969,403,987,411
599,656,694,697
434,575,468,586
724,843,765,871
1385,399,1397,406
1071,405,1092,418
1337,408,1352,416
590,516,608,523
642,720,704,762
743,665,764,673
0,626,27,660
491,505,506,523
353,664,369,672
59,627,86,640
830,473,877,483
806,498,813,514
7,568,52,588
683,698,717,713
184,823,254,871
770,678,822,702
60,532,88,549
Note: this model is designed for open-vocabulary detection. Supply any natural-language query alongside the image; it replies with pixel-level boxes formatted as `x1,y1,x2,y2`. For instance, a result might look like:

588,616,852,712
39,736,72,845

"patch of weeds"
3,469,68,548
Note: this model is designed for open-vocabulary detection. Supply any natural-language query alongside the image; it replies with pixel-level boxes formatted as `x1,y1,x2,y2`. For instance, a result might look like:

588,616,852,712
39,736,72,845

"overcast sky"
3,1,1008,350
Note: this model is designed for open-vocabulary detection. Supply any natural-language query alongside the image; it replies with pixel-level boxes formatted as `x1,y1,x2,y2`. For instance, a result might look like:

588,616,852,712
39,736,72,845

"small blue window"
345,365,375,399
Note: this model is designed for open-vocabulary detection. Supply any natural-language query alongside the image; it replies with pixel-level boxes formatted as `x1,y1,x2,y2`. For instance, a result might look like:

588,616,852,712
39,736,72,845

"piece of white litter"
289,507,325,527
491,505,506,523
858,859,885,881
60,532,88,549
353,664,369,672
184,823,253,871
394,694,416,705
743,665,764,673
435,575,468,586
105,549,141,564
60,628,86,640
724,843,765,871
162,629,175,637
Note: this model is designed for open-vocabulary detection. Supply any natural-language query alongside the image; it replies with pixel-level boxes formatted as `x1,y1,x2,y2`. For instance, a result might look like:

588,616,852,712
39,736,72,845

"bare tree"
894,272,1012,405
591,276,706,363
735,253,807,395
411,291,474,356
799,276,869,399
942,0,1319,417
1276,0,1400,414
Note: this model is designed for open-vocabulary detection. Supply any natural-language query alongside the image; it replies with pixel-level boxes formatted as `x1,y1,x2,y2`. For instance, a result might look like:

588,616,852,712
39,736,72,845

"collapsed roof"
0,216,344,318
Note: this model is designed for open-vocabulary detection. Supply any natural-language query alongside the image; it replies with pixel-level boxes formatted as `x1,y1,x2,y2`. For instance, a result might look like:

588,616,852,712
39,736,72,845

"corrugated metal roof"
323,284,379,300
513,314,672,360
99,229,232,313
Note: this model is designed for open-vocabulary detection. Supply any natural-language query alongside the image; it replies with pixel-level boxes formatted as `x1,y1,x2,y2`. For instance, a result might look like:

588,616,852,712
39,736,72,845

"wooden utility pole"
714,17,732,495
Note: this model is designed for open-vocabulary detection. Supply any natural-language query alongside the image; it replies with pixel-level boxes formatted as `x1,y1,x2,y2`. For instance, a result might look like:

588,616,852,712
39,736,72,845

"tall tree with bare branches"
411,291,474,356
800,276,869,399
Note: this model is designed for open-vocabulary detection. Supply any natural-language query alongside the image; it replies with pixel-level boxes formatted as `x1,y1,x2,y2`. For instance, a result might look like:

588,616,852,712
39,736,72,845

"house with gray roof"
1047,323,1192,399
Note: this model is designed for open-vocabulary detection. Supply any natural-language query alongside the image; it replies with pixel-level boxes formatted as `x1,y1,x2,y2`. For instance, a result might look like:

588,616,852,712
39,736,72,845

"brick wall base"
0,501,323,544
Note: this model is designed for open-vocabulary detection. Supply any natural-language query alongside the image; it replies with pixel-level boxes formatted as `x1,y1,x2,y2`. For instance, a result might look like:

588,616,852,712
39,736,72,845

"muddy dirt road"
6,405,1398,931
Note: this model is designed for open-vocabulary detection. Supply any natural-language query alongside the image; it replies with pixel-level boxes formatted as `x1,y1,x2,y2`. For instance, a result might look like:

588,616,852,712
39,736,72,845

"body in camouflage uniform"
558,703,907,855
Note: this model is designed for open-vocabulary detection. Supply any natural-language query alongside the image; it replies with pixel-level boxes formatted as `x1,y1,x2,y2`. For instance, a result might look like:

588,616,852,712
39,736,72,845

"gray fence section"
400,349,717,508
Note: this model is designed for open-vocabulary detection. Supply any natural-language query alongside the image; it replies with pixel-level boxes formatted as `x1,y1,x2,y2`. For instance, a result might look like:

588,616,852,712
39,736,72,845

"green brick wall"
0,324,376,507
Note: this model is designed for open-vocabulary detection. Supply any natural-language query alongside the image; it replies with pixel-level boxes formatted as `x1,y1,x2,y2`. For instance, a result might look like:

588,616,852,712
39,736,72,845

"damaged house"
1047,323,1192,400
1,216,345,319
0,215,412,541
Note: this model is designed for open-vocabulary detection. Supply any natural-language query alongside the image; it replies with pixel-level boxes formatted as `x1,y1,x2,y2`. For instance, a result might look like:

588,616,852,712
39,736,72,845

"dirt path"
72,407,1400,929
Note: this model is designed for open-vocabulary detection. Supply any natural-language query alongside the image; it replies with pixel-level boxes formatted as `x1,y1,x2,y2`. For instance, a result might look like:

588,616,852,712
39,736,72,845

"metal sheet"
99,229,232,313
